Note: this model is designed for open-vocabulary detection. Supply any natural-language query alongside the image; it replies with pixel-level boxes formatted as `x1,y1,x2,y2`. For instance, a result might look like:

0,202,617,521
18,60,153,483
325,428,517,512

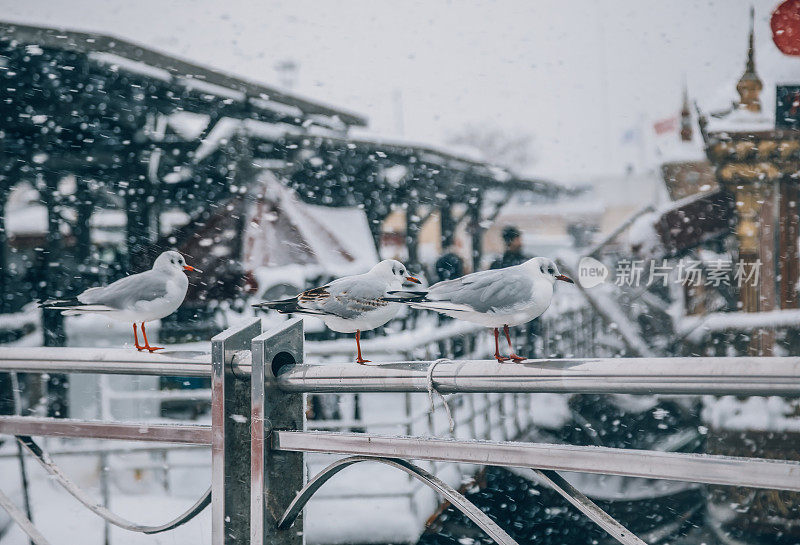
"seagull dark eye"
548,268,554,274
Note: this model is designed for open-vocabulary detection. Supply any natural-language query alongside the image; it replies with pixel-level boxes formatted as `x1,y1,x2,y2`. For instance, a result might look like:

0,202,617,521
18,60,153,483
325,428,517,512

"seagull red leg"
493,328,509,362
133,323,144,351
355,330,371,365
504,324,526,363
140,322,163,353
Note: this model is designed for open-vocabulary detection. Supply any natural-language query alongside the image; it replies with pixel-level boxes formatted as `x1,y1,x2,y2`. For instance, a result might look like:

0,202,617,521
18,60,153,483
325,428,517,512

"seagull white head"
527,257,573,285
152,251,201,274
370,259,421,287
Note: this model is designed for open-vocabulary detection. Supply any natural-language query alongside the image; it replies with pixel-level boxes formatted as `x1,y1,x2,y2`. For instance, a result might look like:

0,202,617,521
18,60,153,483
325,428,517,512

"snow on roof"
659,142,707,164
180,76,245,101
167,111,210,140
250,96,304,119
243,172,379,277
705,106,775,133
88,51,171,81
193,117,307,162
276,180,378,276
5,205,52,236
0,20,368,126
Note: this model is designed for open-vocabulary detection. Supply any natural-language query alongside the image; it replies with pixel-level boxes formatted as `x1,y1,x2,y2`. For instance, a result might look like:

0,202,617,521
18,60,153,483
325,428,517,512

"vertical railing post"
211,318,262,545
251,318,305,545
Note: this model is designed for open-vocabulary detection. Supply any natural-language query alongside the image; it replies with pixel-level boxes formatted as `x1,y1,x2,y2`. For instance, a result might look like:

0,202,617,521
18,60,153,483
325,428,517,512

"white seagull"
41,251,200,352
390,257,573,362
253,259,420,364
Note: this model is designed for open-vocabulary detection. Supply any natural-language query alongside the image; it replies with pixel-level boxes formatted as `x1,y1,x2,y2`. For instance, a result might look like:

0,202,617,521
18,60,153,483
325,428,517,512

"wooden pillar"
731,180,776,356
468,192,483,272
440,201,456,248
41,171,66,347
755,185,777,355
74,178,93,262
42,171,68,417
779,177,799,309
125,150,154,272
405,202,420,270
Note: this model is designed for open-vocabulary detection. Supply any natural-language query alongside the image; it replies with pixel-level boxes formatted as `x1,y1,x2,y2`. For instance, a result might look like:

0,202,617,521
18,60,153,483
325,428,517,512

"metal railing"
1,318,799,545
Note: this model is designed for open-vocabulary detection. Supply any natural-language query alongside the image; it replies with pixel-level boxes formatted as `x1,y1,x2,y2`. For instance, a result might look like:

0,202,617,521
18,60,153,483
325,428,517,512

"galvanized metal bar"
0,485,51,545
0,416,211,444
275,357,800,395
211,318,262,545
532,469,646,545
0,347,218,376
250,318,305,545
272,431,800,492
277,456,518,545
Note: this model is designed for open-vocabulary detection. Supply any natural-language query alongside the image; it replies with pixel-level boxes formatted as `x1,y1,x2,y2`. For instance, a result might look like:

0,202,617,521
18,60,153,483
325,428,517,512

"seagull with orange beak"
253,259,421,364
387,257,573,363
41,251,200,352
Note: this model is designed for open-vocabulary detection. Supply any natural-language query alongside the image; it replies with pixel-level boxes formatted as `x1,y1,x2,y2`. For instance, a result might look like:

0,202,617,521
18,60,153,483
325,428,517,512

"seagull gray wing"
300,274,390,320
427,268,533,313
78,271,169,310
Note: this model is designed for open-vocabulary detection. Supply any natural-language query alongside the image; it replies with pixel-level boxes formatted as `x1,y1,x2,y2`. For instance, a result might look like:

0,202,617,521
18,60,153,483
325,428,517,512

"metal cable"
15,436,210,534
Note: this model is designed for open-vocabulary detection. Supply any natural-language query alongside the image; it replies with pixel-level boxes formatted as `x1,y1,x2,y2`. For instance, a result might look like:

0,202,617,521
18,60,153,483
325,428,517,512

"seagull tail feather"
252,298,324,316
383,290,429,303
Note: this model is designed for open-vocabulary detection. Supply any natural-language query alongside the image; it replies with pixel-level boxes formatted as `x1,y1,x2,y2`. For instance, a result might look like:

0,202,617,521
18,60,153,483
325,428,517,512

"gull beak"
184,265,202,273
405,276,422,284
556,274,574,284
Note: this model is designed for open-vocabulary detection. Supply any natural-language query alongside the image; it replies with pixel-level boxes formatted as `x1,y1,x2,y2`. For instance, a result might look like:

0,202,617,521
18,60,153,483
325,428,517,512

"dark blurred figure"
490,225,528,270
435,243,464,281
433,242,466,356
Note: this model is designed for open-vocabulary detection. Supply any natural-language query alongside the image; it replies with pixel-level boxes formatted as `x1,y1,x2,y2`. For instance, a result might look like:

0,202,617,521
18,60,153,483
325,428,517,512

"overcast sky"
0,0,791,179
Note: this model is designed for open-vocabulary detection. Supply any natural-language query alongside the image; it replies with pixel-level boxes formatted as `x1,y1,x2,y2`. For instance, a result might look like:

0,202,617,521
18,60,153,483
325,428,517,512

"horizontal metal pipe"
3,349,800,396
0,347,222,376
272,431,800,492
0,416,211,445
276,357,800,395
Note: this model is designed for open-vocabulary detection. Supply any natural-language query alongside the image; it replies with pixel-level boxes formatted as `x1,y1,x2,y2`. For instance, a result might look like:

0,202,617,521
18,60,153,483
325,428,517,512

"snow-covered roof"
705,106,776,133
167,111,210,140
243,172,379,277
0,19,368,127
193,117,313,162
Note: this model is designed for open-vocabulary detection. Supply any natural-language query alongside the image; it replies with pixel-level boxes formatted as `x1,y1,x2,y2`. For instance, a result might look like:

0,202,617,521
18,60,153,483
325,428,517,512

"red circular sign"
772,0,800,55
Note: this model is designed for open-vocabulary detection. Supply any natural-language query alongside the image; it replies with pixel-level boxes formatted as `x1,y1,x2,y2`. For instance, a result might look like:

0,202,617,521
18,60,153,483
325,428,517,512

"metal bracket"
251,318,305,545
211,317,262,545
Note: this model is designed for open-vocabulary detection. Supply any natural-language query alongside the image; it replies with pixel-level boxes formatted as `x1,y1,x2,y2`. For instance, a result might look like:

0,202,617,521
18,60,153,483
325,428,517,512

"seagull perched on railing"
253,260,421,364
40,251,200,352
387,257,573,363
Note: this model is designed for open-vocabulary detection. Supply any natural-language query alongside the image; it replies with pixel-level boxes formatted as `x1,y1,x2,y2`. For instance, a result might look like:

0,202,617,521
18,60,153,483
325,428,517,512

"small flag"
653,116,678,135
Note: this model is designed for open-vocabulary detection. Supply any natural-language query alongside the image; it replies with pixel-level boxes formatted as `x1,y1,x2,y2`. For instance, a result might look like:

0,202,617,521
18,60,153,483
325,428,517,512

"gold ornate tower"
736,8,763,113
